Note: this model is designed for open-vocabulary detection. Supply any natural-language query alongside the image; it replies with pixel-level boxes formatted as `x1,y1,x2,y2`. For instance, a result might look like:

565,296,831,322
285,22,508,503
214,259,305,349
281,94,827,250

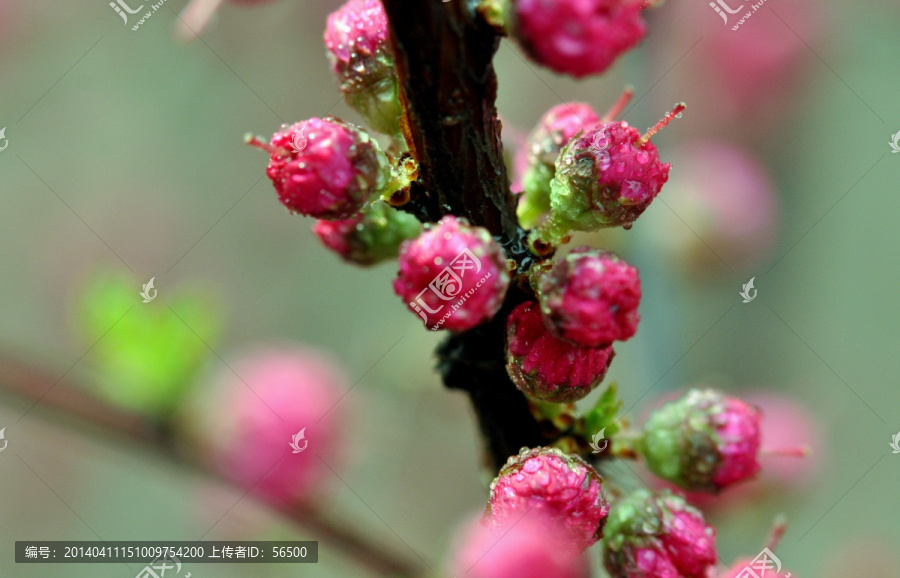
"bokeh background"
1,0,899,576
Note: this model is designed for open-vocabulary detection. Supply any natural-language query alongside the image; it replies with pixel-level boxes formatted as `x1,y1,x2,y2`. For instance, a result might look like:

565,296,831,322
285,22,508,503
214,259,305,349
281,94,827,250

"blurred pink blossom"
194,346,348,506
648,141,778,272
450,514,590,578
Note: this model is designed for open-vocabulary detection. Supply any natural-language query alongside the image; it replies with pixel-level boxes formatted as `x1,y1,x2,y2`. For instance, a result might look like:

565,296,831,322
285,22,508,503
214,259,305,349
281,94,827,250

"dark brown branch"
382,0,518,241
383,0,548,472
0,353,425,578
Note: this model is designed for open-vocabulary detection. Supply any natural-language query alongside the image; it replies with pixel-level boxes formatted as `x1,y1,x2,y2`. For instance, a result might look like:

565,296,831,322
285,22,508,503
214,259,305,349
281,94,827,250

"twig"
382,0,549,473
0,352,426,578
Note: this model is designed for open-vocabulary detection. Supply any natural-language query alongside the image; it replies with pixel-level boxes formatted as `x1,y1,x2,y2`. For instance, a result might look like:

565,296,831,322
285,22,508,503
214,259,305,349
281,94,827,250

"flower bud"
486,447,610,552
191,347,348,506
518,103,600,228
248,116,390,220
451,514,590,578
603,489,718,578
529,104,684,252
312,201,421,266
532,246,641,347
645,141,777,272
393,216,510,332
505,301,615,402
324,0,402,135
640,388,762,492
509,0,649,78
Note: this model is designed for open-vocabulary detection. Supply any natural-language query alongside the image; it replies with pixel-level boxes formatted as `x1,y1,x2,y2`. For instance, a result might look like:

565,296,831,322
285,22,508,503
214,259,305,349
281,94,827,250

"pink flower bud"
603,489,717,578
518,103,601,228
505,301,615,402
325,0,390,70
640,389,762,492
450,514,590,578
194,347,348,506
393,216,510,332
511,0,648,78
324,0,402,134
530,105,684,251
248,116,389,220
486,447,610,552
532,246,641,347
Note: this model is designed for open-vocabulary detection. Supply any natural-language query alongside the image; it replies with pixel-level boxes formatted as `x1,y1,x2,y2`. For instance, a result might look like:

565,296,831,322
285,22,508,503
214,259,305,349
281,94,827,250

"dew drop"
597,151,611,171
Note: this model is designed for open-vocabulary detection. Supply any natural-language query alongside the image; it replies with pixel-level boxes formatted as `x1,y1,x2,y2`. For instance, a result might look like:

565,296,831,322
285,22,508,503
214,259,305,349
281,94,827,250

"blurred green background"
1,0,899,576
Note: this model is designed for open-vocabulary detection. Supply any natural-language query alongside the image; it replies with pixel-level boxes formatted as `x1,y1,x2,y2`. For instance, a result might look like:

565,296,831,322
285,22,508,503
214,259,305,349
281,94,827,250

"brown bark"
382,0,547,472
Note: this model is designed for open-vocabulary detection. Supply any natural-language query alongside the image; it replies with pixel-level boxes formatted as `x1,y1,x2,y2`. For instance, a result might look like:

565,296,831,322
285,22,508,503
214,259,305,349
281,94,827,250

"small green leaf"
583,382,623,438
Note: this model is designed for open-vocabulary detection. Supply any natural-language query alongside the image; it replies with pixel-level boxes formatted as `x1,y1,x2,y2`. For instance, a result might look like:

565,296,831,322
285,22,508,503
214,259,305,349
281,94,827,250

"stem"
244,133,281,156
600,86,635,123
382,0,547,472
759,445,810,457
764,514,788,552
639,102,686,145
0,353,425,578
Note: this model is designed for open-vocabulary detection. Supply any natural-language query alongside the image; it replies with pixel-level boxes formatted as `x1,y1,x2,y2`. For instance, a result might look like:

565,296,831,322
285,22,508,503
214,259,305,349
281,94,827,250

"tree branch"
382,0,548,472
382,0,518,241
0,353,426,578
